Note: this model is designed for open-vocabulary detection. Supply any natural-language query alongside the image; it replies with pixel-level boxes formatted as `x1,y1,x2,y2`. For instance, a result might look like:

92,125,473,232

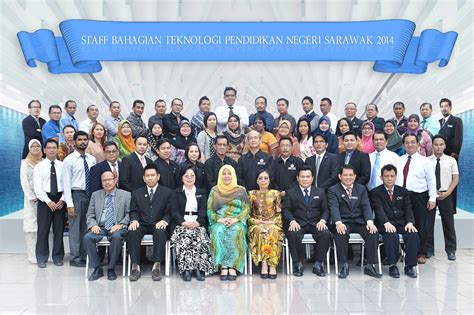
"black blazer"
439,115,463,156
327,182,373,226
162,113,189,137
119,153,151,192
305,152,339,190
170,187,208,231
176,161,208,190
350,117,364,136
369,185,415,229
89,160,123,193
130,185,172,225
282,185,329,227
367,117,385,132
338,150,371,186
22,115,46,158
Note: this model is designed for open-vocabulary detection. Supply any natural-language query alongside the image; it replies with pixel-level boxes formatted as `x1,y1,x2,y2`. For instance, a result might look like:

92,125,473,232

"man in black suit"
162,98,189,137
119,136,151,192
127,164,172,282
89,141,123,193
344,102,364,136
22,100,46,158
338,131,371,185
271,137,304,194
328,164,381,278
282,165,331,277
305,134,339,190
364,103,385,132
370,164,420,278
204,135,238,189
152,139,178,189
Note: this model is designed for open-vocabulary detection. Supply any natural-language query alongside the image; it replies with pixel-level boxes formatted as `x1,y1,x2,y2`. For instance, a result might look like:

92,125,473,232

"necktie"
403,156,411,188
314,155,321,187
140,156,146,168
50,161,58,195
370,152,381,189
435,158,441,190
149,188,154,202
388,189,393,201
346,187,352,198
345,152,352,165
228,106,234,117
304,189,310,204
111,163,118,185
421,119,427,129
441,118,446,128
82,155,91,196
104,193,114,230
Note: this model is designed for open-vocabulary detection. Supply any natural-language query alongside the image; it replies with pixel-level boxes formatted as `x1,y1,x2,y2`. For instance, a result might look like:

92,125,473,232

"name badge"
196,194,203,198
396,196,403,200
257,158,266,165
288,164,296,170
313,196,320,199
350,196,358,200
447,125,453,128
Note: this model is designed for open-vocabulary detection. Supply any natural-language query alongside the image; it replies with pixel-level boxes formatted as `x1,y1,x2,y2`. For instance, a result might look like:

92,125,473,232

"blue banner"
17,20,457,74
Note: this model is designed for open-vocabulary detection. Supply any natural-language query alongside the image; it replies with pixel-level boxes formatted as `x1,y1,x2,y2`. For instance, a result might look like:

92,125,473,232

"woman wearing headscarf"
57,125,76,161
384,120,405,156
360,121,376,154
335,117,362,153
207,165,250,280
313,116,338,154
275,120,300,157
113,120,135,161
405,114,433,156
170,120,197,164
223,114,246,162
145,120,164,161
85,122,106,163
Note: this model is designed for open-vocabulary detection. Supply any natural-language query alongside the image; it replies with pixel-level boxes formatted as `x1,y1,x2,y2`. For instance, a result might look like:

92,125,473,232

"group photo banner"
17,19,457,74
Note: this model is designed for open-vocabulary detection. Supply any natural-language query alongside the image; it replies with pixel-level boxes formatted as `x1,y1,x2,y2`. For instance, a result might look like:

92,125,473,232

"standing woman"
57,125,76,161
207,165,250,280
170,166,215,281
275,120,300,157
335,117,362,153
360,121,376,154
145,120,164,161
176,143,208,190
295,118,315,161
113,120,135,161
313,116,338,154
384,120,405,156
85,122,106,163
20,139,43,263
248,169,284,279
170,120,197,164
405,114,433,156
197,112,218,162
223,114,246,163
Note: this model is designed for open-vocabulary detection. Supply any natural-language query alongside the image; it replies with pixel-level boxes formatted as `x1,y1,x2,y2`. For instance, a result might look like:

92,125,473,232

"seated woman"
113,120,135,161
275,120,300,157
170,120,196,164
405,114,433,156
248,169,284,279
58,125,76,161
176,143,208,190
312,116,338,154
335,118,362,153
384,120,405,156
223,114,246,162
85,122,106,163
145,121,164,161
207,165,250,281
360,121,376,154
170,166,214,282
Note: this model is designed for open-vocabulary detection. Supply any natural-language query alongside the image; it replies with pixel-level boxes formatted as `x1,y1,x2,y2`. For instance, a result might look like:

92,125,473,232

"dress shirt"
396,153,437,202
59,112,79,142
420,115,439,138
42,120,61,143
148,114,164,130
62,151,97,207
107,161,120,180
79,118,96,133
428,154,459,191
215,104,249,132
99,189,116,226
33,158,65,203
127,112,148,138
135,152,147,168
325,112,338,133
183,186,198,222
104,115,123,141
369,149,400,189
191,111,206,137
147,184,158,197
300,186,311,197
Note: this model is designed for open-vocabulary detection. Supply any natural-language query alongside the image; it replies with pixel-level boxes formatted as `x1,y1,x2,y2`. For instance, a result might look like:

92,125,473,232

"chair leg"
248,249,252,276
122,242,127,277
165,241,170,277
127,253,131,278
244,249,247,275
326,248,330,275
377,244,382,274
333,240,338,275
85,254,89,278
360,243,365,272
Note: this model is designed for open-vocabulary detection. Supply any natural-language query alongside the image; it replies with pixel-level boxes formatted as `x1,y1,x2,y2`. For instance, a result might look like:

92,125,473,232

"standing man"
62,131,97,267
273,98,297,135
204,135,238,189
191,96,211,137
79,104,100,133
249,96,275,131
328,165,381,279
319,97,338,132
392,101,408,134
300,96,319,134
119,136,151,192
283,165,331,277
419,102,439,137
396,134,437,264
84,171,130,281
163,98,189,137
59,100,79,142
127,100,148,139
33,139,66,268
429,135,459,261
152,139,178,189
104,101,123,141
368,131,400,190
338,131,371,186
22,100,46,158
128,164,172,281
215,87,249,132
438,98,463,160
42,105,62,144
89,141,123,193
270,137,304,194
344,102,364,135
148,99,167,130
304,134,339,190
364,103,385,132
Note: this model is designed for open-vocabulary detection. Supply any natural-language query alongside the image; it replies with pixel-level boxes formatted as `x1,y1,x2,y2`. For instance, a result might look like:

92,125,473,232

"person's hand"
384,222,396,233
280,191,286,197
129,220,139,231
336,223,347,235
288,220,300,231
217,218,227,224
90,225,101,234
316,220,328,231
427,201,436,210
437,191,447,201
405,222,418,233
451,153,458,159
226,218,238,227
156,220,168,229
182,221,193,229
47,201,57,211
67,207,76,216
55,200,65,210
110,224,122,233
367,222,378,234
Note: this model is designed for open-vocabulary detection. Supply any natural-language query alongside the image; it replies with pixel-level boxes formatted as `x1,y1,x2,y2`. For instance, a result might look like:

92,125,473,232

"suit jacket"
170,187,208,230
22,115,46,158
338,150,371,185
328,182,373,225
130,185,172,225
350,117,364,136
439,115,463,156
89,160,123,193
305,152,339,189
369,185,414,229
367,117,385,132
86,188,131,229
119,153,151,192
282,185,329,227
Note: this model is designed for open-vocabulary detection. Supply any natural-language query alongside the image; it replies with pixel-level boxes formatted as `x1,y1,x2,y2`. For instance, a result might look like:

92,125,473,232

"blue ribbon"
17,20,457,74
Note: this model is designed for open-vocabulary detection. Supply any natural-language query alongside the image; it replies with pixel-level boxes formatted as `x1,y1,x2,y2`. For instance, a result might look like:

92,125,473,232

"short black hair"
62,124,76,132
224,87,237,96
321,97,332,105
44,138,59,147
302,96,314,105
134,136,148,144
65,100,76,108
313,133,328,144
132,100,144,108
420,102,432,110
203,112,217,128
199,96,210,106
179,164,196,179
185,143,202,161
109,101,120,108
28,100,41,109
144,164,159,175
103,141,118,150
432,134,447,144
393,101,405,109
381,164,397,176
73,130,89,141
86,104,97,112
156,138,171,149
402,133,419,144
342,131,357,141
276,98,289,106
373,131,388,141
255,96,267,105
155,99,166,106
439,98,452,108
366,103,379,112
255,168,271,185
339,164,355,175
215,135,228,144
253,113,267,127
298,165,314,177
171,98,183,106
48,105,61,113
278,136,292,146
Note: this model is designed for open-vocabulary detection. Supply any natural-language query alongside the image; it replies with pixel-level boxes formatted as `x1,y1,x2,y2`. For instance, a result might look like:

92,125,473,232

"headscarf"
170,120,196,150
360,121,375,153
147,120,164,151
384,120,403,152
114,120,135,159
275,120,293,140
25,139,43,167
223,114,245,145
217,165,238,194
335,117,354,136
406,114,421,135
314,116,332,137
276,120,301,157
210,165,248,214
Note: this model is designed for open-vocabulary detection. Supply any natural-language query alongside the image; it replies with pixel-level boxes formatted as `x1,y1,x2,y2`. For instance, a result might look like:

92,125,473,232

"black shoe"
182,270,192,282
388,266,400,278
364,265,382,278
356,258,367,267
312,263,326,277
268,273,277,280
53,261,63,266
338,263,349,279
220,268,229,281
129,269,141,282
426,252,435,259
38,262,47,268
404,266,417,278
228,269,237,281
88,267,104,281
70,261,86,267
260,273,269,279
194,270,205,281
152,268,162,281
293,262,304,277
107,269,117,281
447,252,456,261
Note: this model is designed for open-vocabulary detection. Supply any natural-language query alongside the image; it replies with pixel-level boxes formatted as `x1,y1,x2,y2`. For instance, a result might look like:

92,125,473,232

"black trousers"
380,227,420,267
433,195,457,254
333,223,378,264
409,191,436,256
286,224,331,263
127,224,168,265
83,228,127,269
36,193,65,264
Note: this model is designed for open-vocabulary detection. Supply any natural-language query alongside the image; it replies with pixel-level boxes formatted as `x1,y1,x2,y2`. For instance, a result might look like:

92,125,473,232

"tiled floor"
0,249,472,314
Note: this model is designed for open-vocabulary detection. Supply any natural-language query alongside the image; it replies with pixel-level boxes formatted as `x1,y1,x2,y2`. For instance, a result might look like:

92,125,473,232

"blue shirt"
421,116,439,138
59,112,79,142
249,111,275,131
42,120,60,143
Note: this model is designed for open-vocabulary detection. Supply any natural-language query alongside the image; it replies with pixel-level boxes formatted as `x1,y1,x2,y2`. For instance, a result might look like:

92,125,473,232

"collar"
105,188,116,197
300,186,311,194
442,115,451,121
182,185,197,194
147,184,158,193
135,152,145,159
341,183,354,191
315,151,326,159
384,185,394,192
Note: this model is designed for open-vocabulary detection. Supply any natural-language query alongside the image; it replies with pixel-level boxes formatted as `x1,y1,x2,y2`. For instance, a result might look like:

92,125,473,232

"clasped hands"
218,217,238,227
128,220,168,231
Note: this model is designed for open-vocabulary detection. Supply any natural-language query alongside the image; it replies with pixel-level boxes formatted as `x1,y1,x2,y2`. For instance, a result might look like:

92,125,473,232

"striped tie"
104,193,114,230
82,155,91,196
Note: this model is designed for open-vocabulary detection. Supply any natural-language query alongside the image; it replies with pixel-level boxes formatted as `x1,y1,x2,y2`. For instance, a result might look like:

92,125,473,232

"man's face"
110,102,121,117
101,172,116,192
373,133,387,152
320,100,331,115
44,142,58,160
155,101,166,116
247,131,261,149
279,139,293,158
224,90,236,106
75,135,89,150
381,170,396,188
403,135,419,155
440,101,451,117
171,100,183,114
365,105,377,119
88,105,99,120
215,138,228,156
302,99,313,113
344,103,357,118
199,100,211,113
343,135,357,151
339,168,356,186
255,97,266,112
29,101,41,118
133,102,145,116
158,142,171,160
277,100,288,115
419,105,432,119
104,145,119,163
313,136,328,154
143,169,160,188
66,102,77,116
433,138,446,156
393,105,405,118
49,108,62,122
135,137,148,155
297,170,313,188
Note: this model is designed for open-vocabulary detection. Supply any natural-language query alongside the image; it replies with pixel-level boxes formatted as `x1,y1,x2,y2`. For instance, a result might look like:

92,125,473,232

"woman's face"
408,118,419,130
339,120,350,134
278,123,290,137
384,123,395,135
29,142,41,155
182,169,196,186
362,124,373,136
92,125,105,140
228,117,239,130
152,124,163,137
257,171,270,190
222,169,233,185
253,119,265,132
319,120,330,132
206,115,217,130
187,145,200,162
298,121,309,136
121,123,132,136
64,127,75,142
180,124,192,137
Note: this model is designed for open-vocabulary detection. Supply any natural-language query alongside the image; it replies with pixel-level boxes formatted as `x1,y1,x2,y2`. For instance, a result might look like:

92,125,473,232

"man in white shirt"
33,139,66,268
104,101,124,141
215,87,249,132
79,105,100,133
396,134,437,264
62,131,97,267
368,131,400,190
319,97,338,133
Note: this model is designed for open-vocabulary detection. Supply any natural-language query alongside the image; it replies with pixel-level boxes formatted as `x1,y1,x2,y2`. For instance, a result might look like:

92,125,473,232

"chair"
165,240,175,276
84,236,127,277
377,234,420,274
283,234,331,275
333,233,381,275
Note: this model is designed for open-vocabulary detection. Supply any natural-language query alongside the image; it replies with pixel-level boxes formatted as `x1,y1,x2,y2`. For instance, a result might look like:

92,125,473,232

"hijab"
385,120,403,152
276,120,301,157
314,116,332,136
217,165,238,194
406,114,422,135
147,120,164,151
223,114,245,145
210,164,247,213
360,121,375,153
114,120,135,159
170,120,196,150
25,139,43,167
